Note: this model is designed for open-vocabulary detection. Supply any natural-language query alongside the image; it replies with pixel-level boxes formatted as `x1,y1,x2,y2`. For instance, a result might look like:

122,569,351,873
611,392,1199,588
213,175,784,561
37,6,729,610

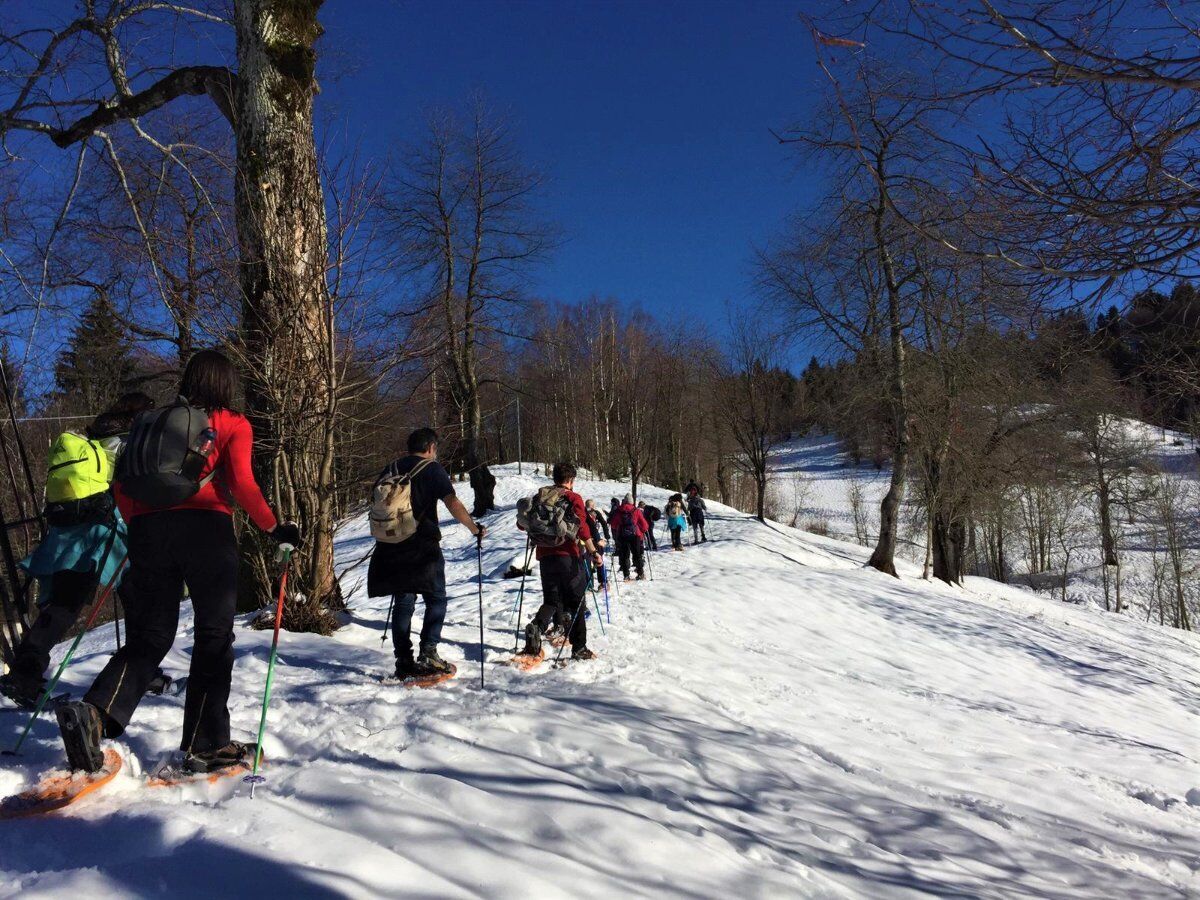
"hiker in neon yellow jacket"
0,393,153,710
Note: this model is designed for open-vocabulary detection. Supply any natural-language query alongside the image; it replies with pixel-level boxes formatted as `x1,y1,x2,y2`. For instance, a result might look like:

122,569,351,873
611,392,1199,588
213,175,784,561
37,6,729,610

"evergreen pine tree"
54,294,138,414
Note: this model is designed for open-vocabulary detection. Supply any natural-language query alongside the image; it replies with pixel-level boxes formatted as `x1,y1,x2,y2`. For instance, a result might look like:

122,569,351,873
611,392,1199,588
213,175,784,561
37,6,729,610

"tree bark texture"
234,0,339,624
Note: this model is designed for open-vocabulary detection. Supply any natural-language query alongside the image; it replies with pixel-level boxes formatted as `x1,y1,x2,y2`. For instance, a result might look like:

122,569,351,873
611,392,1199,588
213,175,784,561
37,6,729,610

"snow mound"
2,464,1198,897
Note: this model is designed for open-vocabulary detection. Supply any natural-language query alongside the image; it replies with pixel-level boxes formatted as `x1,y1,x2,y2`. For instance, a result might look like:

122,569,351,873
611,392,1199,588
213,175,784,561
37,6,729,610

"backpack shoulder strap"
403,457,435,483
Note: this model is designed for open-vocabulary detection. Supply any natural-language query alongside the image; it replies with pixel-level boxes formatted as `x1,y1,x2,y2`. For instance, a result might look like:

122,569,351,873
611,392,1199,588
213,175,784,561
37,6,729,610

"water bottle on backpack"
181,427,218,481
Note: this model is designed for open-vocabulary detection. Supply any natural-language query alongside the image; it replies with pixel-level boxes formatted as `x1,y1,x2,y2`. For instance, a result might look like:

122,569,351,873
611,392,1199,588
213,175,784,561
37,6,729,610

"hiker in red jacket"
56,350,299,775
609,494,649,581
519,462,603,660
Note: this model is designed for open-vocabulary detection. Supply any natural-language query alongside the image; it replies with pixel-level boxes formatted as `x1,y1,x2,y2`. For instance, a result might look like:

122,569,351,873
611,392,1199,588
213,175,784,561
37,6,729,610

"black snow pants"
11,568,101,682
86,510,239,754
533,555,588,651
617,537,645,579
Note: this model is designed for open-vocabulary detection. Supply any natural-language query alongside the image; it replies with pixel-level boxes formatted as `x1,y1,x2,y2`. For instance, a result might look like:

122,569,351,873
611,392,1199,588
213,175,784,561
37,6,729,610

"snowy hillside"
2,464,1199,897
771,426,1200,619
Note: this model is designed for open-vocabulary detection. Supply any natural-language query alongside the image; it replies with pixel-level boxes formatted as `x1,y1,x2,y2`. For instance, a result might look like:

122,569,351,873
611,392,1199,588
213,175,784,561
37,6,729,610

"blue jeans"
392,567,447,660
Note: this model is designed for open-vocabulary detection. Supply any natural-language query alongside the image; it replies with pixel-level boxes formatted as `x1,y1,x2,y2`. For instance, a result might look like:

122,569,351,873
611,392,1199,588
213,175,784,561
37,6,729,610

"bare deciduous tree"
383,104,553,515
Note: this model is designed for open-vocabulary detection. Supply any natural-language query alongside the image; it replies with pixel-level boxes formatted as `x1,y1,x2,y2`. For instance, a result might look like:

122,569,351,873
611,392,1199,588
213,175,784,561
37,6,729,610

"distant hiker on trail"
610,494,649,581
639,500,661,551
517,462,603,660
687,487,708,544
0,393,155,710
584,499,610,589
608,498,620,554
585,498,610,545
666,494,687,552
368,427,486,680
683,478,701,497
55,350,302,775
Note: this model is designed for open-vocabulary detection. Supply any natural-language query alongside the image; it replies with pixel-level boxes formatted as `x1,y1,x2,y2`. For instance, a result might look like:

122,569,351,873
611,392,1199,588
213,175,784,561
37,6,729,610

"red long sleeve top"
114,408,278,532
609,503,649,540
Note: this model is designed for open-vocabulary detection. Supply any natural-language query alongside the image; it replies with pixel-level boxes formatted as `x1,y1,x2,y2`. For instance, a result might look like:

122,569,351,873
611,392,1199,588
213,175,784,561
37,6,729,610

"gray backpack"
516,486,580,548
116,397,218,509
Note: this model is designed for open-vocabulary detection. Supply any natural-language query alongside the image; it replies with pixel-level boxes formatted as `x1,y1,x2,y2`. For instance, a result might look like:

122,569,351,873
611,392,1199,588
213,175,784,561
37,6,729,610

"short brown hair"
552,461,576,485
180,349,238,411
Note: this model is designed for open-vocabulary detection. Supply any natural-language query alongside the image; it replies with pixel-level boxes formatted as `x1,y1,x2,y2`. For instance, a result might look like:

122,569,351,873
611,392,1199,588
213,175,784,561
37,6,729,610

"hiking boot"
56,701,105,773
0,670,44,710
146,669,172,696
522,622,543,657
636,573,647,581
572,647,597,661
183,741,257,774
414,648,454,676
395,655,417,679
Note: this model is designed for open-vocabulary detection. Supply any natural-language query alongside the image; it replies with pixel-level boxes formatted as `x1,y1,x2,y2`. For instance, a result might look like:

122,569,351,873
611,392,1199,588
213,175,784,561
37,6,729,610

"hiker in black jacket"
367,428,485,679
585,499,610,544
638,500,661,551
687,487,708,544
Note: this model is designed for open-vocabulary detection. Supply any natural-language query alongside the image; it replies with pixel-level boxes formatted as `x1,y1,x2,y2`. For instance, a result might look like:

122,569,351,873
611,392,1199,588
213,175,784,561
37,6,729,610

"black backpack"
618,507,638,540
116,398,218,509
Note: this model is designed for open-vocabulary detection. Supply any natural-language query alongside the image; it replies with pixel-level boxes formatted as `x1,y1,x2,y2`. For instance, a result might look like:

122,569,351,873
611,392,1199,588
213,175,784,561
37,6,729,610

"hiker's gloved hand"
272,521,302,549
474,523,487,543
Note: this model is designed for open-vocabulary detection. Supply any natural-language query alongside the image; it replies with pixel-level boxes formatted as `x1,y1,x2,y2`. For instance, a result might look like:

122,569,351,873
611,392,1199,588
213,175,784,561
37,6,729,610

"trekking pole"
644,541,655,582
380,596,395,645
581,556,605,636
113,591,122,651
476,532,485,689
509,537,533,622
552,593,589,668
600,567,612,623
512,537,532,652
245,544,292,798
5,555,128,756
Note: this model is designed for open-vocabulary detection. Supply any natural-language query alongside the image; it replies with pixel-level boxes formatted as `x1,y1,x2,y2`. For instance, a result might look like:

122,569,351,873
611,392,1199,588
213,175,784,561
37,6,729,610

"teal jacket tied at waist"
19,513,128,606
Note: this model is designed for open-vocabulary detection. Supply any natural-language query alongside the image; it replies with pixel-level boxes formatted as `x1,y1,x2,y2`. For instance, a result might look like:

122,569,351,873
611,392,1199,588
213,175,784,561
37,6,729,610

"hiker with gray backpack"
55,350,301,776
367,427,485,681
515,462,603,661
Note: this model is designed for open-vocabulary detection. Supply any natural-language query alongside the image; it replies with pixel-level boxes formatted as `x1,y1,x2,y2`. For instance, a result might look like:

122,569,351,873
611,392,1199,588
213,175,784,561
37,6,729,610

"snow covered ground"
768,434,891,542
770,426,1200,619
2,464,1199,897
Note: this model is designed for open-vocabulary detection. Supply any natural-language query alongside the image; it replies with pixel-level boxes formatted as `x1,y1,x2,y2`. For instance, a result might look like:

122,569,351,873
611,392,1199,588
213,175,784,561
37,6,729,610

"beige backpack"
370,458,434,544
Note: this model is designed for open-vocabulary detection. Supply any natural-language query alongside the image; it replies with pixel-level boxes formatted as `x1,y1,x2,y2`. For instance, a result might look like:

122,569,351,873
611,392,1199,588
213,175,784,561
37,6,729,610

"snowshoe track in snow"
1,463,1197,898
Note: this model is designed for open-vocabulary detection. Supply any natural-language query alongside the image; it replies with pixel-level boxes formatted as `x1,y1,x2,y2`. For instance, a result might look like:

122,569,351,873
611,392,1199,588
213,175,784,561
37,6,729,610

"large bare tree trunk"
235,0,339,625
866,176,909,578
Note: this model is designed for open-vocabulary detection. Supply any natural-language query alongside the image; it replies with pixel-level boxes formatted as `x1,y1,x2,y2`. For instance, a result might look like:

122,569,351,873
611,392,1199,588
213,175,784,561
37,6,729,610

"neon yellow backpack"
45,431,113,503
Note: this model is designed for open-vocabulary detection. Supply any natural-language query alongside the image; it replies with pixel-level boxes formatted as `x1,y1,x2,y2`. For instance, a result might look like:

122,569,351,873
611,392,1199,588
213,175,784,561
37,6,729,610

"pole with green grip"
4,555,128,756
244,544,292,798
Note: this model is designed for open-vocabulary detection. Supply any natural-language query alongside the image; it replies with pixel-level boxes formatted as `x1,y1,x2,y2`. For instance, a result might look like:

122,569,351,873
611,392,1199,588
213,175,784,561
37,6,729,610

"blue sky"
320,0,824,346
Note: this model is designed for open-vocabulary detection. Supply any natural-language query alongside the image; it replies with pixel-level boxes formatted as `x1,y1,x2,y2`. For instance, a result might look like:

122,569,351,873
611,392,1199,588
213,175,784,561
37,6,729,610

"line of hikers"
1,351,302,775
0,347,711,777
